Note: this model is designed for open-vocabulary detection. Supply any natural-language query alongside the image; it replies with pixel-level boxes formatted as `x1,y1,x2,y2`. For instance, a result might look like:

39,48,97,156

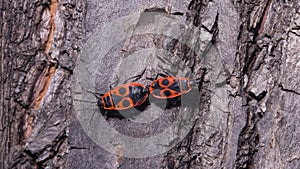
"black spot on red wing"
162,79,170,86
119,87,127,95
164,90,172,97
122,99,130,107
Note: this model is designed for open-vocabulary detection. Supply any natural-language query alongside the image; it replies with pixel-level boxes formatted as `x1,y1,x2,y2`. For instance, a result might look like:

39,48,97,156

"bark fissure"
278,84,300,96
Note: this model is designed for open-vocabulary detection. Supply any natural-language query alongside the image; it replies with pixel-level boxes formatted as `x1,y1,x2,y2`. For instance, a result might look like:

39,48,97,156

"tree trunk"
1,0,299,169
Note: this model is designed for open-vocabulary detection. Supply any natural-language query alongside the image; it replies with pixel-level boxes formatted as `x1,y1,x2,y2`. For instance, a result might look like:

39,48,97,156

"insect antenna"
75,108,98,111
123,67,148,83
85,90,103,98
73,98,97,103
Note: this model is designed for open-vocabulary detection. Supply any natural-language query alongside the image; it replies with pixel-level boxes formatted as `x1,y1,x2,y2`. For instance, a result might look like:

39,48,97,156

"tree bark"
1,0,299,169
0,0,85,168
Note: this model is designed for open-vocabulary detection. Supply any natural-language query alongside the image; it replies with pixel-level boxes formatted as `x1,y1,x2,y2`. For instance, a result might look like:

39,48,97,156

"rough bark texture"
0,0,85,168
1,0,299,169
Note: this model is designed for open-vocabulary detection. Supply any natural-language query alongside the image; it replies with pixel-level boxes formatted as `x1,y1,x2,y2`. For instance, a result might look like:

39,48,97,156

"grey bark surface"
1,0,299,169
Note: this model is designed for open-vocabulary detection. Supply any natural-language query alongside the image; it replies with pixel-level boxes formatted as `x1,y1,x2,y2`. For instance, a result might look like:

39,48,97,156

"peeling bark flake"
31,65,56,109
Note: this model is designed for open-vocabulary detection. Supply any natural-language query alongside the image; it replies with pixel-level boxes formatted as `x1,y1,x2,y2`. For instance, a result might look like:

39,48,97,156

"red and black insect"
93,68,148,110
82,82,149,120
96,82,149,111
148,74,196,99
